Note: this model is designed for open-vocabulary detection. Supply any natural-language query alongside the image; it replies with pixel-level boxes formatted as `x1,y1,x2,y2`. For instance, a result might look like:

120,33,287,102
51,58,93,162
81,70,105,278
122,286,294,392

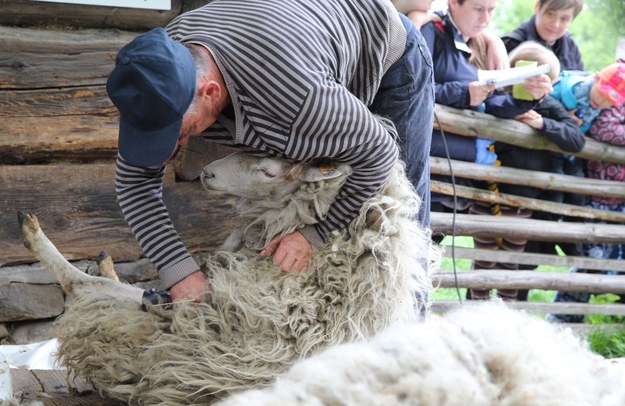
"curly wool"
54,160,433,405
216,302,625,406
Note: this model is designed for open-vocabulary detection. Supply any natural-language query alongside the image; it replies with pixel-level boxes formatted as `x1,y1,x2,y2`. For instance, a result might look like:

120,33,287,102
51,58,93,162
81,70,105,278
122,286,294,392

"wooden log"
443,246,625,272
431,300,625,316
0,26,136,89
1,87,119,162
0,162,237,266
433,270,625,294
431,212,625,244
0,0,184,30
431,180,625,222
430,157,625,200
0,26,135,162
433,104,625,165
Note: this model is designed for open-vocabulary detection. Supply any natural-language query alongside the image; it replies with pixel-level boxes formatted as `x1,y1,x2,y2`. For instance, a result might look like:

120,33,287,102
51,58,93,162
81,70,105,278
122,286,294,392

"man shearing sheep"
106,0,434,302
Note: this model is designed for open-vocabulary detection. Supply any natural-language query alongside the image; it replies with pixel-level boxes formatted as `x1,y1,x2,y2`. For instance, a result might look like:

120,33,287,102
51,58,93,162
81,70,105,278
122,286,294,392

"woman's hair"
538,0,584,18
508,41,561,82
467,35,489,71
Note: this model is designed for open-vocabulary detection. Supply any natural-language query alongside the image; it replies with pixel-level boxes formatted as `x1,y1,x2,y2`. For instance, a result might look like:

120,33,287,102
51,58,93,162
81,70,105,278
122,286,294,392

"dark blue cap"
106,27,196,167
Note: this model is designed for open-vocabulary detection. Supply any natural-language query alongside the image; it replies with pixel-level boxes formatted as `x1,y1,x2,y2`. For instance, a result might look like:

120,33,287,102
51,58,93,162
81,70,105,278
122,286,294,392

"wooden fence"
429,105,625,328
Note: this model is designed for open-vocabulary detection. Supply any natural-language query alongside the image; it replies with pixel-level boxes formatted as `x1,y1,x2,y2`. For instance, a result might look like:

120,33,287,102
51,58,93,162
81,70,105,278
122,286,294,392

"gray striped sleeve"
115,156,200,288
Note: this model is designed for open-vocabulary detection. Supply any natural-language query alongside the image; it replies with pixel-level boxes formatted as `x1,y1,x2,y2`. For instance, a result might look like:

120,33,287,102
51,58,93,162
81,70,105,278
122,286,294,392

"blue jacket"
502,15,584,71
421,15,535,163
551,72,603,133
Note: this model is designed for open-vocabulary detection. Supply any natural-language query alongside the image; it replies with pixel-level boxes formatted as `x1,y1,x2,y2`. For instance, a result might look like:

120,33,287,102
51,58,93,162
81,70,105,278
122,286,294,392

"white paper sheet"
478,64,551,88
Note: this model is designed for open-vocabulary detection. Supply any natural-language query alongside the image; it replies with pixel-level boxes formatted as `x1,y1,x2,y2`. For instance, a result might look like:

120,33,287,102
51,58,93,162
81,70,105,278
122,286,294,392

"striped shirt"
116,0,406,288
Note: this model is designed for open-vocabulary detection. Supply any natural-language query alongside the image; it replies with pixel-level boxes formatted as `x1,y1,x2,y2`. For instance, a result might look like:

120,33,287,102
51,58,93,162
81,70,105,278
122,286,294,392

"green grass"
433,236,569,303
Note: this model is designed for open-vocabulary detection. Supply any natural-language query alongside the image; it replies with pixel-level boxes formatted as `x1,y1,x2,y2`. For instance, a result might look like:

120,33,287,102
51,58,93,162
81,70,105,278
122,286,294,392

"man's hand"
260,231,312,272
169,271,210,302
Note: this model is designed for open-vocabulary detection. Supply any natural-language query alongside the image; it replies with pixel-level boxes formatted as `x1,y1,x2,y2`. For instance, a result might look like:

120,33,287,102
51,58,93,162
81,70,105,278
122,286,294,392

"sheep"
18,151,433,405
215,302,625,406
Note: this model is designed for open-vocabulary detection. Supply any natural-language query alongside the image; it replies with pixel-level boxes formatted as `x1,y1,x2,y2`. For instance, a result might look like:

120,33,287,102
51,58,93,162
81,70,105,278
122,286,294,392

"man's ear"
533,0,541,14
198,78,222,103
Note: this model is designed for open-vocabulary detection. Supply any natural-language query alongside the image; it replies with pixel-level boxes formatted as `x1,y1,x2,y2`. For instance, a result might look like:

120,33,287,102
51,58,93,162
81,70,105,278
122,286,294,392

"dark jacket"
421,15,536,204
496,95,586,198
502,15,584,71
421,16,535,163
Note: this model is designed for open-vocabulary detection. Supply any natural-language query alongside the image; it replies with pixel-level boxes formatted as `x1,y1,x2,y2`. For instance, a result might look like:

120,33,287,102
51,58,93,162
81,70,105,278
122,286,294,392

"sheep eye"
260,168,276,178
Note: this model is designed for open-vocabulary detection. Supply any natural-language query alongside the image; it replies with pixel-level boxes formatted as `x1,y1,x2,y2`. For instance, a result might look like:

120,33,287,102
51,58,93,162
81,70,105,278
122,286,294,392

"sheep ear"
298,162,345,182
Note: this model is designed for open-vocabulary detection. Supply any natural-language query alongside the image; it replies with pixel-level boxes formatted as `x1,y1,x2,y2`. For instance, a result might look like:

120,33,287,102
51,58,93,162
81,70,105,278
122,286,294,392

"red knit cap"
597,62,625,106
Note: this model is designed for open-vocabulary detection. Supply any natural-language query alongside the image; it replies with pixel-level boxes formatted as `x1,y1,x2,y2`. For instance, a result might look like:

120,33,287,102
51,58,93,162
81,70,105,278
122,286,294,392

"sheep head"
200,152,352,250
201,152,350,200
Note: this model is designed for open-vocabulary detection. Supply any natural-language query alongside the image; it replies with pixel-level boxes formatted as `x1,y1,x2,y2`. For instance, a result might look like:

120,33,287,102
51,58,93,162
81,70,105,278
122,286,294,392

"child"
552,62,625,132
469,41,586,300
549,60,625,323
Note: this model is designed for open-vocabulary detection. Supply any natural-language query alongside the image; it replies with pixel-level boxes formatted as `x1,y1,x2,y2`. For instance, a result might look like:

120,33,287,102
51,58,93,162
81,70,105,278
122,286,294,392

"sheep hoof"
17,211,40,250
96,251,120,281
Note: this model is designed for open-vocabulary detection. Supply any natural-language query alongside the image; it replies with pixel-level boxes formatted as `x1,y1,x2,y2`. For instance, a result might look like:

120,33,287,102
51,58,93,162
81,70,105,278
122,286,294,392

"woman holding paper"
421,0,553,220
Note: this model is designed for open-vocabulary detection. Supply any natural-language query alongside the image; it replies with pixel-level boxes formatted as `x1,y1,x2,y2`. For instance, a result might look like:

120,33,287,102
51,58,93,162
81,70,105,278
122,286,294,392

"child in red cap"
552,61,625,133
596,62,625,107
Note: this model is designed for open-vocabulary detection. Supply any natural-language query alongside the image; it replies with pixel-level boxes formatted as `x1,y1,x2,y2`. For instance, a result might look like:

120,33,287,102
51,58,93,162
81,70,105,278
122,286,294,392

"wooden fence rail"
431,105,625,323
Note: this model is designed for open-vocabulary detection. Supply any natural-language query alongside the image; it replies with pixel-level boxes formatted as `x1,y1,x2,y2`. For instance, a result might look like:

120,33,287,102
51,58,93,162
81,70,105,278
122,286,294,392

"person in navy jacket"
420,0,553,213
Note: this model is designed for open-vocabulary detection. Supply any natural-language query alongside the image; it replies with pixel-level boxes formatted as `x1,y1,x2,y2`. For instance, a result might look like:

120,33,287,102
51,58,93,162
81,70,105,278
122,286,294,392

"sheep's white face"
201,153,301,199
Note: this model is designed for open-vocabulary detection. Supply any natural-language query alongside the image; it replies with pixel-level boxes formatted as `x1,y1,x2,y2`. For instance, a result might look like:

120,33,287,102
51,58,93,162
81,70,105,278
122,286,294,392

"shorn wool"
217,302,625,406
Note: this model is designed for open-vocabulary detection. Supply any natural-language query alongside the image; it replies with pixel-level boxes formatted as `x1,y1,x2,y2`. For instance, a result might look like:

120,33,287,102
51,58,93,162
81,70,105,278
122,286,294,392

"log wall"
0,0,234,343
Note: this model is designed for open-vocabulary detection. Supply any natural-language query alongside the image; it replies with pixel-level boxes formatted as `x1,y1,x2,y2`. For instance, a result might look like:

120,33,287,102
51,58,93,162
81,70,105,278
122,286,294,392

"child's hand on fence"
567,109,584,126
475,138,497,165
515,110,544,130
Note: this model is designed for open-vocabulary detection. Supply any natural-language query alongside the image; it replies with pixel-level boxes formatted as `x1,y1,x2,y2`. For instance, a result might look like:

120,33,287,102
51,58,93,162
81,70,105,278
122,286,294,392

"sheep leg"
18,211,143,305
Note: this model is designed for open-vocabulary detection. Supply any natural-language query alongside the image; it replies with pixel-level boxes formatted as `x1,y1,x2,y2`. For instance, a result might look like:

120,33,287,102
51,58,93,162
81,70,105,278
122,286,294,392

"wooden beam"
431,212,625,243
433,104,625,165
430,157,625,200
433,270,625,294
431,300,625,316
0,26,136,90
0,163,237,266
442,246,625,272
430,180,625,222
0,0,184,30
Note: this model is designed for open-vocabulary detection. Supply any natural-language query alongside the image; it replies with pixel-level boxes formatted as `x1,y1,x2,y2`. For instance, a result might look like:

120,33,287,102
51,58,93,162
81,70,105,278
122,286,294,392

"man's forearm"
115,156,200,289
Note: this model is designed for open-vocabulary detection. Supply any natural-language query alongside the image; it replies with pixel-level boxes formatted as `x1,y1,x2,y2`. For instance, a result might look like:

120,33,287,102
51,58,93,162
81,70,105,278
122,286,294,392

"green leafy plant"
587,328,625,358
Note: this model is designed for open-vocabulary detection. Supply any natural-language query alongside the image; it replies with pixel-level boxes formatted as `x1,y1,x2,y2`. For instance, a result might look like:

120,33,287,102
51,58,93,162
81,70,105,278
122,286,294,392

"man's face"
179,97,219,146
534,4,576,44
449,0,497,39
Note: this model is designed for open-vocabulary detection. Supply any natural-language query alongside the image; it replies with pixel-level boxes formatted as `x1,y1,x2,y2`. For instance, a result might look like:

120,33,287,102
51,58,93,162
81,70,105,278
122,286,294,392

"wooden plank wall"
0,0,235,268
